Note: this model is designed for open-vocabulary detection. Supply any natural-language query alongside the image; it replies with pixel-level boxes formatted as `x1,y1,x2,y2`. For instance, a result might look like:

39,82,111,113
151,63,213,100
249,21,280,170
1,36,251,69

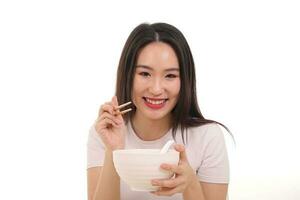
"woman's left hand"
151,144,198,196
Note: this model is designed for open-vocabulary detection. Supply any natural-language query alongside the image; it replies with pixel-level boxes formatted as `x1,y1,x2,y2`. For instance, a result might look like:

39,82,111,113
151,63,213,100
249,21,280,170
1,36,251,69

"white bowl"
113,149,179,191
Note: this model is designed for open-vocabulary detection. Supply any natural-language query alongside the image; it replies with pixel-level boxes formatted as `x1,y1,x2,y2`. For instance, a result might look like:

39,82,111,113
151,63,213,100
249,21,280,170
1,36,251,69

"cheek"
171,79,181,96
133,75,150,91
134,76,148,86
132,78,144,96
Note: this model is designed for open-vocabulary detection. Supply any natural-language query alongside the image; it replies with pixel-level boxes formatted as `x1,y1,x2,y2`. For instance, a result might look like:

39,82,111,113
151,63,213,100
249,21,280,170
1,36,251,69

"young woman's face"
132,42,181,121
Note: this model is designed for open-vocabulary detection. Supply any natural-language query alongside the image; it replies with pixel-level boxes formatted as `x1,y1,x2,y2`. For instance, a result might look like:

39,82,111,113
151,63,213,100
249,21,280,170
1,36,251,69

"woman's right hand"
94,96,126,151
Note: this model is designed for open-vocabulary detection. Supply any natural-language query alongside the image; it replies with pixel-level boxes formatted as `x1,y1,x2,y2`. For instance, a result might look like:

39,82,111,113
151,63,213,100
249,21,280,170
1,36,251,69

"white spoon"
160,140,175,154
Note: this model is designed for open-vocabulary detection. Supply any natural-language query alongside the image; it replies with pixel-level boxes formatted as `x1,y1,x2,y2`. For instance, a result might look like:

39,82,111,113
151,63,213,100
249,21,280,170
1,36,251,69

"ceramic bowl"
113,149,179,191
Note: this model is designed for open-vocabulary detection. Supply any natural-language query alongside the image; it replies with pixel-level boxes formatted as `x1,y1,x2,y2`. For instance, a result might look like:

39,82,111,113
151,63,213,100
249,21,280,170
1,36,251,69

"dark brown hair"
115,22,234,144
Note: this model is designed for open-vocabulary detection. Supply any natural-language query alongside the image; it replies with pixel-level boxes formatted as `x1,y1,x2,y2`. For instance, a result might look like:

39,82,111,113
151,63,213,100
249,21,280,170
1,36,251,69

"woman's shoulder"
186,123,225,142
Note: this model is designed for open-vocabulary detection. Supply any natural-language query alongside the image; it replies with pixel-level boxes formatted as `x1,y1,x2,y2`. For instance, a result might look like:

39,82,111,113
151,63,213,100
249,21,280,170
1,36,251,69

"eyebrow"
136,65,179,72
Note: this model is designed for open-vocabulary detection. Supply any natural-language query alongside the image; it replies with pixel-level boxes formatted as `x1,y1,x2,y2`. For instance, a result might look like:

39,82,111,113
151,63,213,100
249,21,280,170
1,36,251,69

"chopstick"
115,101,132,110
114,101,132,115
118,108,132,115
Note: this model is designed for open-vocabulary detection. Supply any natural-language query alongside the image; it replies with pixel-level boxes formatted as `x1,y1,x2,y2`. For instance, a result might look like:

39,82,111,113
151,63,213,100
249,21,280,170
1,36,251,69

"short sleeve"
197,124,230,183
87,125,105,169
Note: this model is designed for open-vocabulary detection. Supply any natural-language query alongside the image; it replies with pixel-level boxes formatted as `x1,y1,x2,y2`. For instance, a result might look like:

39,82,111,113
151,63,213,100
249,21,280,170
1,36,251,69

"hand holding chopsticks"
114,101,132,115
94,97,132,150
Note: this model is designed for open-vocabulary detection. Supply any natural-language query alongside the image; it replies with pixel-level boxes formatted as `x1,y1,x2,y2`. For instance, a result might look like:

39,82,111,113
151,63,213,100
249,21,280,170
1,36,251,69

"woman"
87,22,232,200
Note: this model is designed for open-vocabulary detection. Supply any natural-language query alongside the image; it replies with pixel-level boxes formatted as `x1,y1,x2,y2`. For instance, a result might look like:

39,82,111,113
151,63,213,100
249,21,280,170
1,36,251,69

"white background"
0,0,299,199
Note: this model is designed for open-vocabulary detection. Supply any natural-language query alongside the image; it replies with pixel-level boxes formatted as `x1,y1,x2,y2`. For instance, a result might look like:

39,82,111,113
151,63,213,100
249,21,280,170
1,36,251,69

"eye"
139,72,151,77
166,74,178,78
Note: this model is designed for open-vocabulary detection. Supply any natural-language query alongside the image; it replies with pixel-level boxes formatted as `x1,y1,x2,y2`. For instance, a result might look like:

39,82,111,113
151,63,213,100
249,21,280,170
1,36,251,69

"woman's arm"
87,150,120,200
183,180,228,200
200,182,228,200
88,96,127,200
87,167,102,200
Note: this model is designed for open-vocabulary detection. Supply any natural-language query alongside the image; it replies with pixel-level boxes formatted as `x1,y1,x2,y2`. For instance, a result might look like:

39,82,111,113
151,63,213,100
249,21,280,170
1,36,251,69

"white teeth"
145,98,166,105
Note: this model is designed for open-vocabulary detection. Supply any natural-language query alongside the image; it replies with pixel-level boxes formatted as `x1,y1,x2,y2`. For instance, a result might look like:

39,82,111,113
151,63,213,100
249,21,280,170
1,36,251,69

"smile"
143,97,168,109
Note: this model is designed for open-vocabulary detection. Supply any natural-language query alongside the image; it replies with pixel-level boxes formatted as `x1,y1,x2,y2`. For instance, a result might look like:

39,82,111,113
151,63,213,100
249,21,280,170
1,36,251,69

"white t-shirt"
87,120,230,200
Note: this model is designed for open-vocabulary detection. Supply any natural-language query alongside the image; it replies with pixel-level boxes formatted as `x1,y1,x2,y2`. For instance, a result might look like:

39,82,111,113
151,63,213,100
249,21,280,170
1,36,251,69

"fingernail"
161,164,169,169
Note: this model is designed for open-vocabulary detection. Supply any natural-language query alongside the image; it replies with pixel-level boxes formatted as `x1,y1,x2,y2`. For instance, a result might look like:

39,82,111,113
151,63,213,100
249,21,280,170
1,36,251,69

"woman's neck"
131,113,172,141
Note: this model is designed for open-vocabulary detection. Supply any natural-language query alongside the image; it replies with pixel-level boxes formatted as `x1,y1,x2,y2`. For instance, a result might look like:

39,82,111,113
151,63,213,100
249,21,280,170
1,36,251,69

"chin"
143,109,172,121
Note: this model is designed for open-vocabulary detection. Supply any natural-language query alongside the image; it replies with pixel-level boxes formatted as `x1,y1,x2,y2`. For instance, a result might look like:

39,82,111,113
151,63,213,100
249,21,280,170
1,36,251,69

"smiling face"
131,42,181,121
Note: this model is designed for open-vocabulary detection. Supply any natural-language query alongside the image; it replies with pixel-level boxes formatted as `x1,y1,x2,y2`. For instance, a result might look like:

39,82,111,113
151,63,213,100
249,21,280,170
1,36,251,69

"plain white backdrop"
0,0,299,199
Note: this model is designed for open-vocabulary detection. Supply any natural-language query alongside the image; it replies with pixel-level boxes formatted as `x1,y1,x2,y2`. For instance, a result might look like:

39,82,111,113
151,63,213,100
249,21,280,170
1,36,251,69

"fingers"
98,112,123,125
95,97,124,130
98,96,124,116
160,163,184,174
151,178,185,196
174,144,188,162
96,113,121,130
111,96,119,107
151,186,184,196
96,109,124,130
99,117,120,129
152,177,184,188
98,102,115,116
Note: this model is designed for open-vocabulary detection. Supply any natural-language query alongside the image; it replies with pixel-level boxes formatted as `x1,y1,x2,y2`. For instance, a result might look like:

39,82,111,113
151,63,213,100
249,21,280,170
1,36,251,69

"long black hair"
115,22,234,144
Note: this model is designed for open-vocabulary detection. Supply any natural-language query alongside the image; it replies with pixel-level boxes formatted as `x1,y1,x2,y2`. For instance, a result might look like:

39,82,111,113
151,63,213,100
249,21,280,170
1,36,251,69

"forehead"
136,42,179,69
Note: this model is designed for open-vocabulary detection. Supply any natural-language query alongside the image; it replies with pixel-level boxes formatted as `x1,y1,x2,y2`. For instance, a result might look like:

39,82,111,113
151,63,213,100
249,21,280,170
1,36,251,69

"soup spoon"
160,140,175,154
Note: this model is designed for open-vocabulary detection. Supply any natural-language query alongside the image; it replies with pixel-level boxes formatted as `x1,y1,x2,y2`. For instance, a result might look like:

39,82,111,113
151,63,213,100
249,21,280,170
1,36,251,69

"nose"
149,78,164,95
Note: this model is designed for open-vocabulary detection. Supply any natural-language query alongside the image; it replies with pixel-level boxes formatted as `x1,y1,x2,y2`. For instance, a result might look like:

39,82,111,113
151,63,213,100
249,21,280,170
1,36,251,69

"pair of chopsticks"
114,101,132,115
